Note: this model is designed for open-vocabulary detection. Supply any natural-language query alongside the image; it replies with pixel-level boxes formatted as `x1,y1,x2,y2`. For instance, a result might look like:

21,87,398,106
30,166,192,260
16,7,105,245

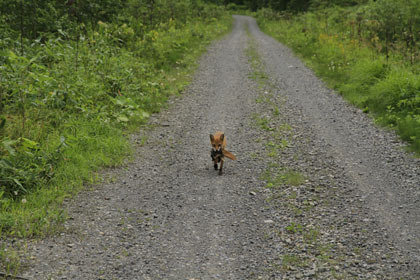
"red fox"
210,131,236,175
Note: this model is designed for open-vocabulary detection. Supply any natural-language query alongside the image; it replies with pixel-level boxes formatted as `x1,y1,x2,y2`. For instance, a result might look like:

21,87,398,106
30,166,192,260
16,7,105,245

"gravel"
20,15,419,279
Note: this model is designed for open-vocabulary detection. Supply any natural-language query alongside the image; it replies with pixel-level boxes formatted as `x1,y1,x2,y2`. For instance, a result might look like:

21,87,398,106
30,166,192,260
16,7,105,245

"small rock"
305,269,316,277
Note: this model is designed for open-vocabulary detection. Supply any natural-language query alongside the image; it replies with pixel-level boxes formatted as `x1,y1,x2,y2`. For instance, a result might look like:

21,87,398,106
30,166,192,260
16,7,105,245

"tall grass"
0,3,232,241
257,6,420,154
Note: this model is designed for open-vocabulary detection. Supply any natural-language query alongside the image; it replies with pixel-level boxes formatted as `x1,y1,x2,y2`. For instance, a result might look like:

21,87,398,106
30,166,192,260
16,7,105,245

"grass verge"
0,12,232,276
256,9,420,155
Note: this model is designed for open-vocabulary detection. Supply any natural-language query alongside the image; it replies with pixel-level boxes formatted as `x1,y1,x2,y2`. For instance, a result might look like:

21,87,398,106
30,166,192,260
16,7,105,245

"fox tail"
223,150,237,160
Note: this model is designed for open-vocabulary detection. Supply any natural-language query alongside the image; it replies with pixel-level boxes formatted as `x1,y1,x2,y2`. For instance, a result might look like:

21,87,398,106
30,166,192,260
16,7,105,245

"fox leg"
219,158,224,175
214,159,218,170
212,156,219,170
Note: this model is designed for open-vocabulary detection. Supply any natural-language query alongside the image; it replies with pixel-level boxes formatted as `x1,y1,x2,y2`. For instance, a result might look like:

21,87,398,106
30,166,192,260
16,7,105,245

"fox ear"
210,134,214,141
220,134,224,141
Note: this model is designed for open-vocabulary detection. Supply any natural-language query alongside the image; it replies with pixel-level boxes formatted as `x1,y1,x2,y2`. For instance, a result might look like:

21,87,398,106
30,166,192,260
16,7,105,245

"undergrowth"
256,3,420,154
0,1,232,243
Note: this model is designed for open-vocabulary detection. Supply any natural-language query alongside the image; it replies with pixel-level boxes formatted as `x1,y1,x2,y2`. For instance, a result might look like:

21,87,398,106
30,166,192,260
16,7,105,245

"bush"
338,56,387,106
368,69,420,121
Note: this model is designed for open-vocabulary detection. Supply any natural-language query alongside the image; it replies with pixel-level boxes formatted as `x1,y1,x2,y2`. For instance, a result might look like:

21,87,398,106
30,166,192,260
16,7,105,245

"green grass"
0,243,22,276
257,9,420,155
283,170,305,186
0,13,233,276
252,114,273,131
245,26,269,88
0,10,232,274
282,254,305,270
1,116,132,236
264,169,305,189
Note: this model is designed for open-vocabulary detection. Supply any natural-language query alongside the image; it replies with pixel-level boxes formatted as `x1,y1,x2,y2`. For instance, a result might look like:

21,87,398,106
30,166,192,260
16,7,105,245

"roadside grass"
0,243,22,277
0,14,232,238
257,10,420,155
1,118,130,238
0,9,232,275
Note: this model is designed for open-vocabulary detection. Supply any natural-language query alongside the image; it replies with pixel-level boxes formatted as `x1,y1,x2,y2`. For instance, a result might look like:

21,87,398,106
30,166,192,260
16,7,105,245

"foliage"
257,2,420,153
219,0,366,12
0,0,231,239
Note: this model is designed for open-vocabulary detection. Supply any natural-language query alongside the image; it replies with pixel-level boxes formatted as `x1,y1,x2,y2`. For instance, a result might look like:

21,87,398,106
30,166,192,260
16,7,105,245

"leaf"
60,136,68,147
0,117,5,129
117,115,129,122
115,98,125,106
141,111,150,119
28,55,39,66
2,139,17,156
13,178,27,193
20,137,39,150
0,158,13,169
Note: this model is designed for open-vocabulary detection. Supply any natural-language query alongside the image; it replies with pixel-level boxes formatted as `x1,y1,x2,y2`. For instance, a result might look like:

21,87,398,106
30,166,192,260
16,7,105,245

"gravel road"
22,15,419,279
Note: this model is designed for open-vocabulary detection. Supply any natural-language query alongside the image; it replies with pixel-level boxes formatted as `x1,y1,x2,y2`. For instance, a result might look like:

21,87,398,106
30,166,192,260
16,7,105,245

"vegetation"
255,0,420,153
218,0,368,12
0,0,231,240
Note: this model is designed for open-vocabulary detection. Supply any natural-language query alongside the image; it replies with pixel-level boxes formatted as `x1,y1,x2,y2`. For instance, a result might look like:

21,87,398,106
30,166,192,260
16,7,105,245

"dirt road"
23,15,419,279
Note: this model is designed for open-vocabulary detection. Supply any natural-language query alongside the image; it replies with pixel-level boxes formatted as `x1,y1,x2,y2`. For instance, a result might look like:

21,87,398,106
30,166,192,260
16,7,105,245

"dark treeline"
0,0,368,40
1,0,125,40
207,0,368,12
0,0,217,40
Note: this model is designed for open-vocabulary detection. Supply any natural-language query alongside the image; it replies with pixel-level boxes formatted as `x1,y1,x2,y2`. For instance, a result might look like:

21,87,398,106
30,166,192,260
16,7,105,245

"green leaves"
0,0,231,240
0,137,49,197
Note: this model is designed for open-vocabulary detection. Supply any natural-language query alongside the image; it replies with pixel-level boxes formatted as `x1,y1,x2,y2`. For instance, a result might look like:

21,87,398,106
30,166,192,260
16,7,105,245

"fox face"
210,132,225,152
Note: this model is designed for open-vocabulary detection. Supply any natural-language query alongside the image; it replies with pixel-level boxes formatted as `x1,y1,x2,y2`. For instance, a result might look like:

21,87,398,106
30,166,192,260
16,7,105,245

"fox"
210,131,237,175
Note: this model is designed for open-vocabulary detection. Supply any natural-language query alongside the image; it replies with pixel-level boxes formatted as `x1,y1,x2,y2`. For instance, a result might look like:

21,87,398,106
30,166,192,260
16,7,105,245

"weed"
286,222,303,234
0,243,23,276
252,114,273,131
304,228,320,244
245,28,269,88
284,170,305,186
282,254,307,270
273,106,280,116
250,152,259,159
